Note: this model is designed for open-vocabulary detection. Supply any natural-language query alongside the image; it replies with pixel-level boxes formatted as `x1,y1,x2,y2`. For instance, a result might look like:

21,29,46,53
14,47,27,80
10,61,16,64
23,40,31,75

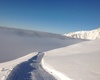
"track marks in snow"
6,52,56,80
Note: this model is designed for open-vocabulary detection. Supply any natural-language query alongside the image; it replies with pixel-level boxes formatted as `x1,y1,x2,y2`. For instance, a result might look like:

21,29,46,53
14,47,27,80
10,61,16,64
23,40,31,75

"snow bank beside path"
0,52,37,80
42,59,72,80
0,52,57,80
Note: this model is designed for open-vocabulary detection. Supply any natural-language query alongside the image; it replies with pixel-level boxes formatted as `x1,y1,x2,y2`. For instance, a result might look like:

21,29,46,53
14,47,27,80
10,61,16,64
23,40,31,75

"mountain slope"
1,39,100,80
43,39,100,80
64,28,100,40
0,26,86,62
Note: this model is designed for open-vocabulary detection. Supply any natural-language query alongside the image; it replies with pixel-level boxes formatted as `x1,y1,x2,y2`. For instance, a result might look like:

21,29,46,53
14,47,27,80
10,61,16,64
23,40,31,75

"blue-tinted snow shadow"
6,55,38,80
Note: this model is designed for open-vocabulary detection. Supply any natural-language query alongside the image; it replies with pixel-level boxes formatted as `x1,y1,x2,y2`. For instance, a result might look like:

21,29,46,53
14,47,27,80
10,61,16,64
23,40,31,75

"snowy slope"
1,39,100,80
0,52,37,80
64,28,100,40
0,26,85,62
5,52,56,80
0,52,57,80
0,26,99,80
43,39,100,80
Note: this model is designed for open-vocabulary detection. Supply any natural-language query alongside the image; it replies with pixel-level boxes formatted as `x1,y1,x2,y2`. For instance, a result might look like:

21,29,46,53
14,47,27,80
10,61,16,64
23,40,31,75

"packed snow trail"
6,52,57,80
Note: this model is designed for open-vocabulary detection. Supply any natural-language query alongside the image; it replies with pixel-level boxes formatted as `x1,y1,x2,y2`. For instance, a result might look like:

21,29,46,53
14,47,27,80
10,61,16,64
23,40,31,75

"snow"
6,52,56,80
0,52,37,80
42,60,73,80
2,26,99,80
64,28,100,40
43,39,100,80
0,26,85,62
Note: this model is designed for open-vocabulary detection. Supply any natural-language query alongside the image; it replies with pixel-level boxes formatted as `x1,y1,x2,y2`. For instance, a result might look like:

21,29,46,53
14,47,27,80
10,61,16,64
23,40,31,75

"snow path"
6,52,57,80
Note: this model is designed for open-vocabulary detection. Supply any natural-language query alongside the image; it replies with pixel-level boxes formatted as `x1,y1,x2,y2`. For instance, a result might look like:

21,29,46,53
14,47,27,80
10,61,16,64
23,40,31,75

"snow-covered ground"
1,26,99,80
1,39,99,80
0,26,85,63
43,39,100,80
6,52,57,80
0,52,37,80
64,28,100,40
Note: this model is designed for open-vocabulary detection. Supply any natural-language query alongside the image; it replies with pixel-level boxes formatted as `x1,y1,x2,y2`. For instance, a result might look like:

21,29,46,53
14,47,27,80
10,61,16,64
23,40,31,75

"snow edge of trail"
0,52,37,80
41,56,72,80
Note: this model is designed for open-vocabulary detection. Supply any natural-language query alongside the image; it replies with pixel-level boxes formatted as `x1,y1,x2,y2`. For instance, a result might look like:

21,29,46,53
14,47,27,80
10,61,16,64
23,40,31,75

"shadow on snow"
6,55,38,80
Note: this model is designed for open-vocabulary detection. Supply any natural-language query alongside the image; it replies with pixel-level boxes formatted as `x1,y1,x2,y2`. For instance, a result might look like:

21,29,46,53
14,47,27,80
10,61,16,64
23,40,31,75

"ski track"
6,52,56,80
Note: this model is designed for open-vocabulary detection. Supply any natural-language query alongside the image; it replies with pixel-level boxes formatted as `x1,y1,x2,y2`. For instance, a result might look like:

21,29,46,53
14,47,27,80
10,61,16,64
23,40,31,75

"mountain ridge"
64,28,100,40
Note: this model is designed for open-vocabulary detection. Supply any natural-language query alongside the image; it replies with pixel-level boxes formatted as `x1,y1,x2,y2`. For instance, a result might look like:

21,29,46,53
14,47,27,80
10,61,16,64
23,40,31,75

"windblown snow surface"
0,26,86,80
64,28,100,40
43,39,100,80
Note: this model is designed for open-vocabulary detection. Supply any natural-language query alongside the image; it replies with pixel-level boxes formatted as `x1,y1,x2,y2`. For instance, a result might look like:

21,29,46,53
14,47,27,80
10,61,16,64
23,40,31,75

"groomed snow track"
6,52,57,80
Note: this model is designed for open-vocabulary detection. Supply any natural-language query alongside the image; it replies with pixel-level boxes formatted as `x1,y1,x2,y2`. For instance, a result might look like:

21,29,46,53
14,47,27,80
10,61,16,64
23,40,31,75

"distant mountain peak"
96,28,100,31
64,28,100,40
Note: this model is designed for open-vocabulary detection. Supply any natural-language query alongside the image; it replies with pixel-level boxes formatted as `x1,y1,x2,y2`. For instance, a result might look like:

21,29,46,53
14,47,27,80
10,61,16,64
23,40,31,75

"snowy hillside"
0,26,100,80
64,28,100,40
0,39,100,80
43,39,100,80
0,26,85,62
0,52,57,80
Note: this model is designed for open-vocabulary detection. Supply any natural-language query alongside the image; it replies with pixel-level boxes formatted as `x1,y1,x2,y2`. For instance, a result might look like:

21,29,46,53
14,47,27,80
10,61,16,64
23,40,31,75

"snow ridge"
64,28,100,40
